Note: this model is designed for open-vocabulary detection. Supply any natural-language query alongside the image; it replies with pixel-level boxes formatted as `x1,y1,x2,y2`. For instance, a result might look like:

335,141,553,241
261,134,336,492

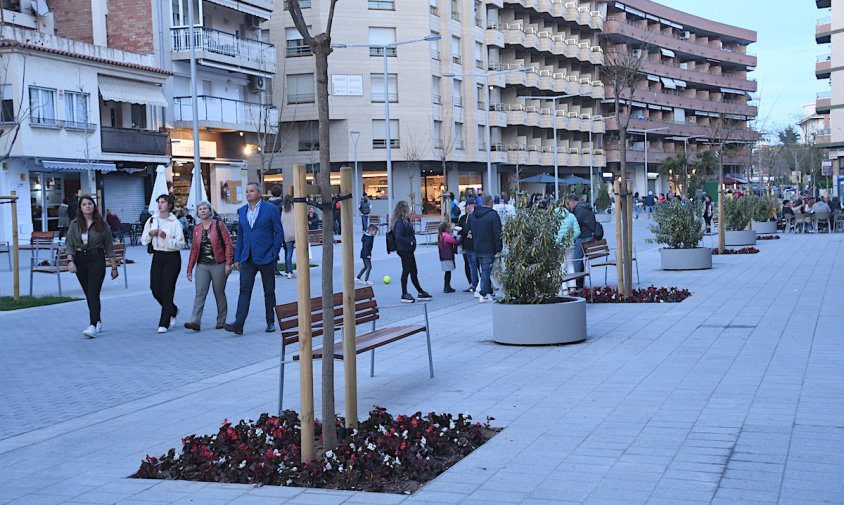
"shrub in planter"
750,195,778,233
647,200,710,270
723,196,756,246
595,180,611,213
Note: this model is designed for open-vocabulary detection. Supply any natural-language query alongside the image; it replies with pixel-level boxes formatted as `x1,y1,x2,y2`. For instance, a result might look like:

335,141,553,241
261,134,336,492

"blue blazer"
234,201,284,265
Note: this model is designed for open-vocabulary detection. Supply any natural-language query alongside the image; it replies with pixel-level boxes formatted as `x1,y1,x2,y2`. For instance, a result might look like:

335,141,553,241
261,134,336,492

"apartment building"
600,0,758,196
815,0,842,196
0,1,168,243
270,0,606,216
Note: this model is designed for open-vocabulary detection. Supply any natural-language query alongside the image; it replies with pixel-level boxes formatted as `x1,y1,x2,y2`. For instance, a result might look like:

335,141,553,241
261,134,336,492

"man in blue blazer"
225,182,284,335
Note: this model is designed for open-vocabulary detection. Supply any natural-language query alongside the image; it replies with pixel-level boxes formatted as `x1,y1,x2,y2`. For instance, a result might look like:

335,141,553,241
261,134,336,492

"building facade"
815,0,842,196
600,0,758,196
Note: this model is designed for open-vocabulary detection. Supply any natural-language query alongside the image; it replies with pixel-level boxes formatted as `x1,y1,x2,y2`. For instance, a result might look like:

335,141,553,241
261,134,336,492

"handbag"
385,229,397,254
146,217,155,254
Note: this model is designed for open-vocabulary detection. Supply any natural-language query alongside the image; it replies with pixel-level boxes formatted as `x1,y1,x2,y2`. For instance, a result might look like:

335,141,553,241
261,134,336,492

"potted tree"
751,195,777,234
723,196,757,246
492,203,587,345
594,180,612,222
648,200,711,270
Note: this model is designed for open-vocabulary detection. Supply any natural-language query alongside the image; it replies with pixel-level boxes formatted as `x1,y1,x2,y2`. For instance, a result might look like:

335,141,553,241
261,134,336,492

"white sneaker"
96,321,102,334
157,326,168,334
474,288,483,299
355,277,364,285
82,325,97,338
365,280,373,286
479,294,494,303
287,272,294,279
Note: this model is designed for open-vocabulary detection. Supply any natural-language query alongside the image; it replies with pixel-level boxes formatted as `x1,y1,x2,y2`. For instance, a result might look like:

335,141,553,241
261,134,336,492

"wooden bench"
29,244,72,297
274,286,433,411
111,242,129,289
307,228,341,246
415,220,440,244
582,238,639,286
369,215,389,229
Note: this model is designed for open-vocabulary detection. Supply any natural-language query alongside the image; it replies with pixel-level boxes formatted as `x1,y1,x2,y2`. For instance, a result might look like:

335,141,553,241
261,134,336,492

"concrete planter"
492,297,587,345
724,229,757,246
659,247,712,270
752,221,777,234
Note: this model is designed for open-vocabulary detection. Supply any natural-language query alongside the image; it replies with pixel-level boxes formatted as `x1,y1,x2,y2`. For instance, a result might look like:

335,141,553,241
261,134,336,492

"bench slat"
294,324,427,361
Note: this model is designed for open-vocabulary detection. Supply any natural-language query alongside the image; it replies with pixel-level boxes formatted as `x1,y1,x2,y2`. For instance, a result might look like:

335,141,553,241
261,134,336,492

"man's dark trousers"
234,257,276,328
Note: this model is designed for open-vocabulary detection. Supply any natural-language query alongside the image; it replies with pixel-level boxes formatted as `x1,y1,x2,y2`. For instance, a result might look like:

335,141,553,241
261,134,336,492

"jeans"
573,236,592,288
397,250,424,295
151,251,181,327
234,259,276,327
74,248,105,326
283,241,295,274
189,262,228,325
464,252,478,288
357,258,372,281
477,254,495,296
361,215,370,232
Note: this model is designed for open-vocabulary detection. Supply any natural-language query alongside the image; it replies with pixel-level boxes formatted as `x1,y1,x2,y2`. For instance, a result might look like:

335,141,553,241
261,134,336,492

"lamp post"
333,35,441,218
350,130,360,222
629,126,668,194
443,67,531,197
518,91,591,200
589,115,615,206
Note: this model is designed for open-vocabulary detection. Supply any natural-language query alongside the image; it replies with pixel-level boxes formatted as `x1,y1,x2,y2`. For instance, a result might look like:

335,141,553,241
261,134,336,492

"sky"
660,0,825,136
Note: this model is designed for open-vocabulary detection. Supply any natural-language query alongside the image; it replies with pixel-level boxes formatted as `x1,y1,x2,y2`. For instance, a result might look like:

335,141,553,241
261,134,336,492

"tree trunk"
314,41,337,451
618,127,632,298
717,152,725,253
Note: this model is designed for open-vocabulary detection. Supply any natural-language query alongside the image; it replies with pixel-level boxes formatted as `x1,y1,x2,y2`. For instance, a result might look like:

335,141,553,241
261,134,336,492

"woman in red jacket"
184,201,234,331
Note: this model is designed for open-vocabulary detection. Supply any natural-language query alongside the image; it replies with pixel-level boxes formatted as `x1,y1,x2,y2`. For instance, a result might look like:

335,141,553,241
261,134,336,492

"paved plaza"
1,220,843,505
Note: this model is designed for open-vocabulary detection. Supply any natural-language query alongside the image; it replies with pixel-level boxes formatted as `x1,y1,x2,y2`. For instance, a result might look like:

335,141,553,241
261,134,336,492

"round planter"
752,221,777,234
492,296,586,345
724,229,757,246
659,247,712,270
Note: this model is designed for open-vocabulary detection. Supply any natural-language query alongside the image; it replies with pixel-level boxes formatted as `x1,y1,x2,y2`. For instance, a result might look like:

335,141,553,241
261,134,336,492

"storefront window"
362,171,388,199
458,174,482,196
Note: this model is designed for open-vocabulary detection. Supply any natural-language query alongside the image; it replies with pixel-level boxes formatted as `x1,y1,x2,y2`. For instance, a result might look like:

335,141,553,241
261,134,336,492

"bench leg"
123,263,128,289
424,303,434,379
29,262,33,297
370,349,375,378
278,341,286,415
57,270,62,297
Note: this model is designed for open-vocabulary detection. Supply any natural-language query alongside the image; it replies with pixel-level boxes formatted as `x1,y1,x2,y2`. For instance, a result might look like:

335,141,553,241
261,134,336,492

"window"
454,122,464,149
170,0,202,28
477,125,486,150
430,31,440,60
474,0,484,27
369,27,397,57
28,87,56,126
451,0,459,20
372,119,399,148
298,122,319,151
282,0,311,9
286,27,311,57
476,83,485,110
130,104,147,129
63,91,89,129
433,120,443,148
1,85,13,124
432,76,441,104
451,36,461,64
474,42,485,69
452,79,462,107
370,73,398,103
429,0,438,15
288,73,315,104
368,0,394,9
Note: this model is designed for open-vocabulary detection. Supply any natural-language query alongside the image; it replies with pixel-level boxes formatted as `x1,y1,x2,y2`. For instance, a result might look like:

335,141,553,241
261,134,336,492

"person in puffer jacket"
391,200,432,303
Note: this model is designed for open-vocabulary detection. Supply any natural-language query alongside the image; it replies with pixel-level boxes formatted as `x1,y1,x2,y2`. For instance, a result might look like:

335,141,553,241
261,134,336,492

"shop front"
28,160,114,232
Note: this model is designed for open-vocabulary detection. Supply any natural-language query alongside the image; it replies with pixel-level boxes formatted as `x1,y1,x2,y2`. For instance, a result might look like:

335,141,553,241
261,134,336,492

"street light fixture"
518,91,591,200
333,34,441,218
443,67,531,197
349,130,360,221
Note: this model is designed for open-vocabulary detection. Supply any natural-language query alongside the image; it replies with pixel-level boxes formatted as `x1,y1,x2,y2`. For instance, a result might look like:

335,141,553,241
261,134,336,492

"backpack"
385,229,397,254
450,201,460,220
359,200,371,215
593,220,604,241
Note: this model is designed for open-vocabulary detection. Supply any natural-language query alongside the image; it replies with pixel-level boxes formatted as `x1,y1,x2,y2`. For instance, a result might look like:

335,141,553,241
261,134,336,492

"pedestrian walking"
437,221,460,293
449,193,460,224
279,194,296,279
457,197,479,293
65,195,119,338
184,201,233,331
141,194,186,334
566,193,595,289
703,195,714,234
556,204,580,291
359,196,371,232
392,200,432,303
225,182,284,335
644,191,656,216
356,224,377,285
468,194,502,303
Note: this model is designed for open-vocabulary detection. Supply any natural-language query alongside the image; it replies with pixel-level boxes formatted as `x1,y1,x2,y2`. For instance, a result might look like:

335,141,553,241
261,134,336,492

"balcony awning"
720,87,748,96
674,79,687,88
660,48,675,58
42,160,116,173
661,77,676,89
98,76,168,107
205,0,271,18
647,74,660,81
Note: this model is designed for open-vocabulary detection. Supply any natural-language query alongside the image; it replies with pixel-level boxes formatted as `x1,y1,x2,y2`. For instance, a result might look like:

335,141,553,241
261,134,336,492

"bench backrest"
30,231,56,246
424,221,440,232
274,286,380,346
369,215,384,225
582,239,610,261
113,242,127,264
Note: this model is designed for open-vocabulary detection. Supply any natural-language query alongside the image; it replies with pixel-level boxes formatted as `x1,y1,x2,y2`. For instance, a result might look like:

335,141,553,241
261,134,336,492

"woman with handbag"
141,194,186,334
392,200,432,303
184,201,233,331
66,196,119,338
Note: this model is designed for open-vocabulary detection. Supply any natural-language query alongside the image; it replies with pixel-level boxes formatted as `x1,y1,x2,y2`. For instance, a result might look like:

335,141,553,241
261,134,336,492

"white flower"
383,454,390,463
350,443,356,450
367,442,376,451
394,457,401,466
325,450,335,459
238,460,247,469
402,430,408,439
325,462,332,471
273,449,281,457
286,479,293,485
255,428,264,436
421,437,427,446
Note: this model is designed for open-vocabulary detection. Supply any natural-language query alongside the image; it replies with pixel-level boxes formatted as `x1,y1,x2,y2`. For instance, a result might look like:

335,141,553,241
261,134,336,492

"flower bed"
133,408,496,494
568,286,691,303
757,235,781,240
712,247,760,255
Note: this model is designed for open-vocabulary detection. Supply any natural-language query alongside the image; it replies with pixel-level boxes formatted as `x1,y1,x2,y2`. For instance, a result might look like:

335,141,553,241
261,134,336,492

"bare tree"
707,113,747,253
401,127,427,214
287,0,340,453
431,122,458,216
0,42,29,164
600,40,647,298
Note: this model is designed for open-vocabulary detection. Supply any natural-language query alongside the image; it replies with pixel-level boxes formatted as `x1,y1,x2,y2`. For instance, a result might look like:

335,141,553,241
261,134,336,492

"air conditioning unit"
681,31,690,39
247,14,262,29
249,75,267,91
632,49,643,57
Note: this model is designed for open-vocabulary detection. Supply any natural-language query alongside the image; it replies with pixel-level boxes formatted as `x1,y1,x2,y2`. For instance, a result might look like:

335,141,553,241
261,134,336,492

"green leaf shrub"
750,195,776,222
723,196,752,231
647,200,704,249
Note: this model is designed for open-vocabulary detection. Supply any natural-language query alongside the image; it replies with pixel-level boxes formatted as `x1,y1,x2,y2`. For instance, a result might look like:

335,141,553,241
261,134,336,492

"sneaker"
355,277,364,285
444,287,455,293
169,308,179,329
479,294,494,303
417,291,432,301
364,280,373,286
287,272,294,279
82,325,97,339
157,326,168,334
463,287,475,293
95,321,102,334
474,288,483,299
400,294,415,303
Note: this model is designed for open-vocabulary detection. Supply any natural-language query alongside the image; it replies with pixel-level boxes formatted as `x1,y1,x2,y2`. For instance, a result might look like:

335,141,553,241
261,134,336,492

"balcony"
101,127,168,156
817,54,832,79
170,27,276,74
603,17,756,68
173,96,278,133
605,142,675,164
639,59,757,92
818,0,831,7
816,16,832,44
605,86,758,117
605,116,760,143
816,91,832,113
815,129,832,145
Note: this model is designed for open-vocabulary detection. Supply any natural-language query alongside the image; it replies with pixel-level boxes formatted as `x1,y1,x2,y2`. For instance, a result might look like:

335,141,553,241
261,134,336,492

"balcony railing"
818,91,832,99
373,138,400,148
101,127,168,155
370,46,397,57
173,96,278,128
171,27,275,72
368,0,394,9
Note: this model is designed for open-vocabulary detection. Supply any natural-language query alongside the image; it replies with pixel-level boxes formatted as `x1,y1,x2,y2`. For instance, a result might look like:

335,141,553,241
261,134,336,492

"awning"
42,160,117,173
98,76,168,107
674,79,687,87
661,77,676,89
205,0,270,18
647,74,660,81
660,48,675,58
720,87,747,95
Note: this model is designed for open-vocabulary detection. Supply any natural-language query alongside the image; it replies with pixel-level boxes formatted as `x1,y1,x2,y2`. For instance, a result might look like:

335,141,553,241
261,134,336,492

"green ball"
383,275,391,284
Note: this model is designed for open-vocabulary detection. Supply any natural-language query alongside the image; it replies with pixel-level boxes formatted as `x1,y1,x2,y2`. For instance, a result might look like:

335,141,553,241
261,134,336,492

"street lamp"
629,126,668,194
518,91,591,200
350,130,360,222
589,115,615,206
333,34,441,218
443,67,531,197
